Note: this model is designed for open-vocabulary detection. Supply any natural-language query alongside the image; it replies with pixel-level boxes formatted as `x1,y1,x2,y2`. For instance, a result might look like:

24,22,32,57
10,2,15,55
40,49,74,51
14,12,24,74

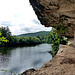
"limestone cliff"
29,0,75,38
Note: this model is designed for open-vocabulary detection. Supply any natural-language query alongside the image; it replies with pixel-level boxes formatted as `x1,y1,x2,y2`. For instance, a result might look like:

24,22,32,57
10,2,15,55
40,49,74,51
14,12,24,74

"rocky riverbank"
22,45,75,75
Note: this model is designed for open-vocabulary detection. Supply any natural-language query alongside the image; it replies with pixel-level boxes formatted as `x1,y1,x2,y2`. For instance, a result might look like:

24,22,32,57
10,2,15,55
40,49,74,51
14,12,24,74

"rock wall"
29,0,75,38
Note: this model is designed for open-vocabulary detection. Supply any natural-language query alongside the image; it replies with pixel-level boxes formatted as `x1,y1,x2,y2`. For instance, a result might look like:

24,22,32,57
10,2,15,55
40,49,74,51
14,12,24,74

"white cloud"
0,0,52,35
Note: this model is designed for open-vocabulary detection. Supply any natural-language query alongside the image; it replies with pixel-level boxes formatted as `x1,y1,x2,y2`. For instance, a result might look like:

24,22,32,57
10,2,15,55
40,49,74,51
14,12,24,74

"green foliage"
55,24,67,34
0,26,11,37
36,30,67,57
18,31,49,37
49,30,67,57
4,36,41,46
69,43,73,46
0,69,8,72
52,51,57,57
0,26,51,47
0,26,67,59
50,30,60,56
0,26,11,46
0,31,8,46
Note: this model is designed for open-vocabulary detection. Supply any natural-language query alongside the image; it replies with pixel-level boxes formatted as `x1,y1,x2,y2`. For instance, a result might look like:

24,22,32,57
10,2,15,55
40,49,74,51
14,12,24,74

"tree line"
0,26,67,56
0,26,42,46
0,26,53,47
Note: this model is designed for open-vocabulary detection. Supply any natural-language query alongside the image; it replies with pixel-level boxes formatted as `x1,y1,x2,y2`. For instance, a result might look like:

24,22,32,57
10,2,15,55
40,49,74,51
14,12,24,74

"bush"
50,30,67,57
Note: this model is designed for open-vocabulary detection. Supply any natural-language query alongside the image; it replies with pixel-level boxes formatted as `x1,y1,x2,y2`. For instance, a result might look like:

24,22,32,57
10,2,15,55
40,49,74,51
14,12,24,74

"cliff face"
29,0,75,38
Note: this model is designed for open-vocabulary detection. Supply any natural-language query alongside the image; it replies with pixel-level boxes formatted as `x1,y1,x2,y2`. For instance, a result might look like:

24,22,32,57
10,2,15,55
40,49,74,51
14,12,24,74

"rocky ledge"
29,0,75,37
22,45,75,75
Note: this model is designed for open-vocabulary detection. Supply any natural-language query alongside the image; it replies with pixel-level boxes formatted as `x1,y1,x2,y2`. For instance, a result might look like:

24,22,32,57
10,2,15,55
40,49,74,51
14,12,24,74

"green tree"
0,26,11,37
0,31,8,46
50,30,67,57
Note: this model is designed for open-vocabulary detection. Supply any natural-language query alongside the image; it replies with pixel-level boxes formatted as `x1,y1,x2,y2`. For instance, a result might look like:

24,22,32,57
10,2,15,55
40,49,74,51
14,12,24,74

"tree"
50,30,67,57
0,26,11,37
0,31,8,46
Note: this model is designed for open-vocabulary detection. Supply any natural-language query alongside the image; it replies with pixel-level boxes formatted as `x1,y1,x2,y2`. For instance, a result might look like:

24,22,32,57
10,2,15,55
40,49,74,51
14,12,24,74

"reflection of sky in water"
0,44,52,75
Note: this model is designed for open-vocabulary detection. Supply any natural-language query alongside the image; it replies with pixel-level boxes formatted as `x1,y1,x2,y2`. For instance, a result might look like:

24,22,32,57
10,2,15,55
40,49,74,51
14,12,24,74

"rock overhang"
29,0,75,38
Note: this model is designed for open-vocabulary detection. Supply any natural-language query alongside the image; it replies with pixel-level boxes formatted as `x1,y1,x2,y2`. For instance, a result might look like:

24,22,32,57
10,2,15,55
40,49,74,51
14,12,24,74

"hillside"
17,31,49,37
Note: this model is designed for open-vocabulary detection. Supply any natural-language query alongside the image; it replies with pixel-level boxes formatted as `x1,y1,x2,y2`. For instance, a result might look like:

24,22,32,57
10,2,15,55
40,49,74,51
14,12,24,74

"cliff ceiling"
29,0,75,38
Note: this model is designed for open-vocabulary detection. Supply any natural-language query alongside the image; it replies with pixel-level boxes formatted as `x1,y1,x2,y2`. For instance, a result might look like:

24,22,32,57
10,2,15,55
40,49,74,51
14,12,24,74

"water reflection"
0,47,16,55
0,44,52,75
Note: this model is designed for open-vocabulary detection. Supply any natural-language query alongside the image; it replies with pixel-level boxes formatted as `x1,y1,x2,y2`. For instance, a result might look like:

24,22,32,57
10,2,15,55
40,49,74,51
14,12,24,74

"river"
0,44,52,75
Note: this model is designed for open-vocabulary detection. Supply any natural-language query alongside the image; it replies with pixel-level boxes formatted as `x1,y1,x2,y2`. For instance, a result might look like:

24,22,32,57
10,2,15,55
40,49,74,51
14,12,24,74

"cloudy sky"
0,0,51,35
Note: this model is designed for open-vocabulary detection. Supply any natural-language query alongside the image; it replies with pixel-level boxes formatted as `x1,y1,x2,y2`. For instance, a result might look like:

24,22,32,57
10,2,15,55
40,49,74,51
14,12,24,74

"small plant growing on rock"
55,24,67,34
50,29,67,57
69,43,73,46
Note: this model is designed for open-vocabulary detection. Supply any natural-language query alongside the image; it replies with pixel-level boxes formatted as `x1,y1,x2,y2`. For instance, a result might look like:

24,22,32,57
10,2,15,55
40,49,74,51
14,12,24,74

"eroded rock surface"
22,45,75,75
29,0,75,37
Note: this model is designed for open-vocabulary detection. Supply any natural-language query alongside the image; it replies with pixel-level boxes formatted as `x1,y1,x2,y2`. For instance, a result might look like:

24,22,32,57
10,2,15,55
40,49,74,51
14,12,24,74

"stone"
74,30,75,44
29,0,75,38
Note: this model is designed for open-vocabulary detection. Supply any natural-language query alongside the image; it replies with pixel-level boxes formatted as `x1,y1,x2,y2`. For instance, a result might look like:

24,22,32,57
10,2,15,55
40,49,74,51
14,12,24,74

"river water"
0,44,52,75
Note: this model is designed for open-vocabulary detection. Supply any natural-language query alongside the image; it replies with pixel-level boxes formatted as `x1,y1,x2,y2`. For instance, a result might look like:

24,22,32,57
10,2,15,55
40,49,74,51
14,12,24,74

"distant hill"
17,31,49,37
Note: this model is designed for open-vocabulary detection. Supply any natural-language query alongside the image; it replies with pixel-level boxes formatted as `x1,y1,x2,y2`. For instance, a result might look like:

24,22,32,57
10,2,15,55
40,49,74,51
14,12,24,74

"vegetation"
0,31,8,45
0,26,11,37
0,27,42,46
0,69,8,72
0,26,67,57
69,43,73,46
6,36,41,46
0,26,51,47
0,26,68,75
55,24,67,34
17,31,49,37
49,30,67,57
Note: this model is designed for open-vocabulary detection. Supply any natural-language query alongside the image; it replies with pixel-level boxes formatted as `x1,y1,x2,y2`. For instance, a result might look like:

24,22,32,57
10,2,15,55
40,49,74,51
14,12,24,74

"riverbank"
22,45,75,75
